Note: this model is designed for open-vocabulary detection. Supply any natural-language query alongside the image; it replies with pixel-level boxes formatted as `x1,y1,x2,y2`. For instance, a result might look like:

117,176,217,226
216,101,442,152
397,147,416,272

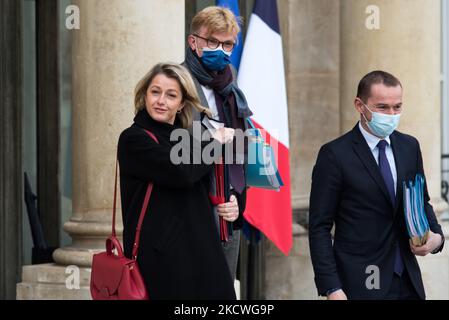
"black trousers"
384,269,422,300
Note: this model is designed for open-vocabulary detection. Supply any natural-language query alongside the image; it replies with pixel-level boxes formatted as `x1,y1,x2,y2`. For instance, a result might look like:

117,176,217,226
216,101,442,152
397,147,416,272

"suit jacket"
308,124,445,299
182,61,247,229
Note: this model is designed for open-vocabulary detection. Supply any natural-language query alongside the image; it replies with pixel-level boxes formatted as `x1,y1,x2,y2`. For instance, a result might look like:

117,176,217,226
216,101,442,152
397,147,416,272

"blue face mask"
200,47,232,71
362,103,401,138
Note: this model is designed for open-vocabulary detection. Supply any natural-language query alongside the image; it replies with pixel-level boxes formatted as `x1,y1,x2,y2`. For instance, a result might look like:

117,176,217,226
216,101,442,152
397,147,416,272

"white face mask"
362,103,401,138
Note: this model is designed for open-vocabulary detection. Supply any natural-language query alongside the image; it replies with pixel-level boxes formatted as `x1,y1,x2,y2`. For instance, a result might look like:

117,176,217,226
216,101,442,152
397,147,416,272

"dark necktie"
229,164,245,194
218,94,245,194
377,140,404,276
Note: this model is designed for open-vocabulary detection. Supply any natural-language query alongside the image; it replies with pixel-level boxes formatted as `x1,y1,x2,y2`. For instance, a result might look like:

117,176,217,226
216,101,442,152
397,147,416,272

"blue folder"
403,174,430,246
245,118,284,190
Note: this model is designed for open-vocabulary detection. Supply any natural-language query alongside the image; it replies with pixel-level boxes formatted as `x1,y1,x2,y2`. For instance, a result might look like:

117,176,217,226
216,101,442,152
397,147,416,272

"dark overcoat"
118,109,235,300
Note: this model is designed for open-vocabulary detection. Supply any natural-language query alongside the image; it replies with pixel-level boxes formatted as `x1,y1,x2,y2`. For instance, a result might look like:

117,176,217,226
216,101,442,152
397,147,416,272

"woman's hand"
211,127,235,144
217,195,239,222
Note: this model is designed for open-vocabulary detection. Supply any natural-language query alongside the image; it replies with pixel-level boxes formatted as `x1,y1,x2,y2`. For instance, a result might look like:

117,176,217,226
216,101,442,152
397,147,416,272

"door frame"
0,0,23,300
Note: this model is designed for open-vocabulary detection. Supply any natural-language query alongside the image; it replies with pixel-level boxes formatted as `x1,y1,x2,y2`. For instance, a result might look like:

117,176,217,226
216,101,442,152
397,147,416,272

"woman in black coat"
118,63,238,300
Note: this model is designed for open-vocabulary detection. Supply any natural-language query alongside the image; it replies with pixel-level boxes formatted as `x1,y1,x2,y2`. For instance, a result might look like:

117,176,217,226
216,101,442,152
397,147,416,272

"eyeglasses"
193,34,235,52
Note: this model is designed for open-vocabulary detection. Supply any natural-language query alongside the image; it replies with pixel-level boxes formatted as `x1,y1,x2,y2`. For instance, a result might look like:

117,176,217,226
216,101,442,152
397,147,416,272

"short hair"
134,63,211,129
190,6,241,37
356,70,402,102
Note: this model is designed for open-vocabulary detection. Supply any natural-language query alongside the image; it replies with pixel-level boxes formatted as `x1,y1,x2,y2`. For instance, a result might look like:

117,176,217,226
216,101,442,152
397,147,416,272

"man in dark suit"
309,70,445,300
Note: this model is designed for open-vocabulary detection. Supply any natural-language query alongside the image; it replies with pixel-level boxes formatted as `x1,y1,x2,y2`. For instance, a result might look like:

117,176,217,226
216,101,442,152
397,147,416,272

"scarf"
185,48,253,124
185,48,249,194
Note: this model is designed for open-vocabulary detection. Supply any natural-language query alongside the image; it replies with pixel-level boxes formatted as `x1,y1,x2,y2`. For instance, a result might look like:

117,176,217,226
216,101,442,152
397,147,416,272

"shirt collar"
358,121,391,151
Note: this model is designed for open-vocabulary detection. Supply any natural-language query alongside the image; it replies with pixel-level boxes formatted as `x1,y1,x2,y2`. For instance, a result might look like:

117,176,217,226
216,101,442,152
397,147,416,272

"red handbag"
90,129,158,300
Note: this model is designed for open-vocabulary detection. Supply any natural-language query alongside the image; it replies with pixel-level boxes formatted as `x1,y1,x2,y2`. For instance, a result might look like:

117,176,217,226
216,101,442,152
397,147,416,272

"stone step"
21,263,92,286
17,263,92,299
17,282,91,300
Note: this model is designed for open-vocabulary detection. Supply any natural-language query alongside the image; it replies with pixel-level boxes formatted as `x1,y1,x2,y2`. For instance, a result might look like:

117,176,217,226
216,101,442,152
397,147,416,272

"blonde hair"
191,6,241,37
134,63,211,129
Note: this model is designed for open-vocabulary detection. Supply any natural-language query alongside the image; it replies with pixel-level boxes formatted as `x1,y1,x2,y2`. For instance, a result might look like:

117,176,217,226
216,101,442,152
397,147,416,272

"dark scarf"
133,109,182,144
185,48,250,194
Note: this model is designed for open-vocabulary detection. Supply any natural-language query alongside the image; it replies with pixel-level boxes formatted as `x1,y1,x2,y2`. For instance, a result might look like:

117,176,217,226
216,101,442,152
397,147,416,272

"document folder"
403,174,430,246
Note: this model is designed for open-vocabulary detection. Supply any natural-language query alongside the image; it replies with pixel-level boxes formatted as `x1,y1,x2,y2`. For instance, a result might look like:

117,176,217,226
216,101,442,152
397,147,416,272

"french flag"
238,0,292,255
216,0,243,70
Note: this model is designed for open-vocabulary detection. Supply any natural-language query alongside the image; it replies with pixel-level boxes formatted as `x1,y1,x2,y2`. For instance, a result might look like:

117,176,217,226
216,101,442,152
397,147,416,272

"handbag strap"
246,117,256,130
246,118,263,139
112,129,159,260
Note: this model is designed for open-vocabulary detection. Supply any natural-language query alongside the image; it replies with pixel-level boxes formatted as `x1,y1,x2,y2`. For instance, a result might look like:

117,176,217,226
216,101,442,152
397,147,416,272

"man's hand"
327,289,347,300
211,127,234,144
410,230,443,256
217,195,239,222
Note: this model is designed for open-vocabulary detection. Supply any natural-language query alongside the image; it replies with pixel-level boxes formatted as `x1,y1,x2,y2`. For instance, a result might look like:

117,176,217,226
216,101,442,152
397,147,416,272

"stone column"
264,0,340,300
340,0,447,214
17,0,185,299
282,0,341,211
340,0,449,299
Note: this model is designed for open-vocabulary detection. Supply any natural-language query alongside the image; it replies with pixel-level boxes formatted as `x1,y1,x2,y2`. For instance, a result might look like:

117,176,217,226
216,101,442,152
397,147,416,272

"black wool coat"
118,109,236,300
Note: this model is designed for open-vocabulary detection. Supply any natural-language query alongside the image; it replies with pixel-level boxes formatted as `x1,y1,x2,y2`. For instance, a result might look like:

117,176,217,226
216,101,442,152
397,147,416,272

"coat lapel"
192,75,209,108
351,125,394,209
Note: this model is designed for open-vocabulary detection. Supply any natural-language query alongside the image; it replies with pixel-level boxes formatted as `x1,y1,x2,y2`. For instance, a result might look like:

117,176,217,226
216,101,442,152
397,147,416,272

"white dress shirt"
358,121,398,194
201,85,220,120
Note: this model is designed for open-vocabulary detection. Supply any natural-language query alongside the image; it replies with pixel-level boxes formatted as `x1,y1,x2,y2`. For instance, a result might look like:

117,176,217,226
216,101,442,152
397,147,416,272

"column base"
430,196,449,216
16,263,92,300
417,221,449,300
265,223,321,299
52,217,123,267
16,263,241,300
52,247,97,268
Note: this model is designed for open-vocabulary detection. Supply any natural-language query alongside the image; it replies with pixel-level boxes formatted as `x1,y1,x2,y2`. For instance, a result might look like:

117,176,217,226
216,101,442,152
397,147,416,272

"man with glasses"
309,70,445,300
183,6,253,283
